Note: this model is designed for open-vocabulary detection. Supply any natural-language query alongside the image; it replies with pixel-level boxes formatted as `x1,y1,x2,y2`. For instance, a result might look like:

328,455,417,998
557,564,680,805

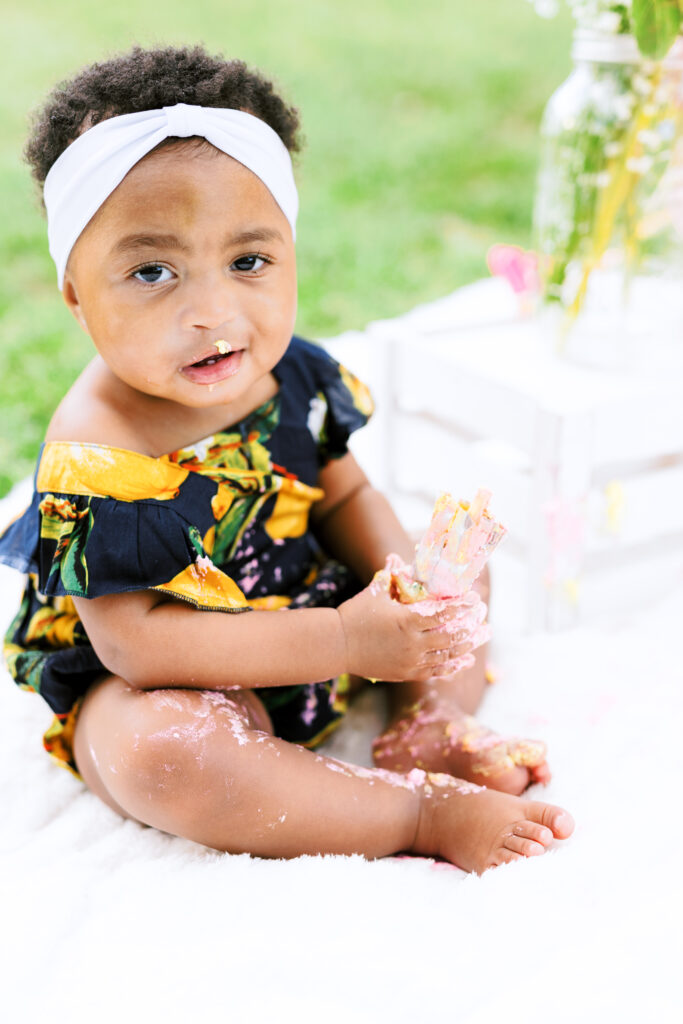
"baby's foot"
444,715,551,791
411,770,573,874
373,704,550,795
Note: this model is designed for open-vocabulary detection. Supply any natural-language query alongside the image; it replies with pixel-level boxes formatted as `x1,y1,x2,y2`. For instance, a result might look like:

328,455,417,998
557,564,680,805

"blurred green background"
0,0,572,495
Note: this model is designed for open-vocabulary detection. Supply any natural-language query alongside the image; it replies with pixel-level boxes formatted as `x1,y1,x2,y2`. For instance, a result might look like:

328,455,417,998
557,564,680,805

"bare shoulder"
45,358,151,454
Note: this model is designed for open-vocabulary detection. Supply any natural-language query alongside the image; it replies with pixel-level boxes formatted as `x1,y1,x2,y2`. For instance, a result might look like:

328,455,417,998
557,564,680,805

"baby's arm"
73,585,464,692
311,452,415,581
312,452,491,708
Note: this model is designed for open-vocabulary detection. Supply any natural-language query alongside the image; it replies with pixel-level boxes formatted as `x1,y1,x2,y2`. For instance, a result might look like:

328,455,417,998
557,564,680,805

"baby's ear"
61,274,88,331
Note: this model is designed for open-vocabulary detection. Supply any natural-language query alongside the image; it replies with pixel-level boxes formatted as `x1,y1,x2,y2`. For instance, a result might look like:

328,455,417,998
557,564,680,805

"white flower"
526,0,559,16
578,171,612,187
307,394,328,442
596,11,622,33
560,261,584,307
626,155,654,175
535,0,560,16
658,119,676,142
614,94,635,120
632,74,653,98
637,129,661,150
604,141,622,157
588,80,615,113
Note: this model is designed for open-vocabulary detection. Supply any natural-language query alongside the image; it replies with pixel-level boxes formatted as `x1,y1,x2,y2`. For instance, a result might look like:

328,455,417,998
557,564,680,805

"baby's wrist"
330,607,350,675
334,603,355,676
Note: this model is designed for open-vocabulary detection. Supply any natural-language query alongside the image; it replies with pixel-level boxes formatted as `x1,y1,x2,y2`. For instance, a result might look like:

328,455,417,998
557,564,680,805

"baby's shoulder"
46,403,141,453
45,358,152,455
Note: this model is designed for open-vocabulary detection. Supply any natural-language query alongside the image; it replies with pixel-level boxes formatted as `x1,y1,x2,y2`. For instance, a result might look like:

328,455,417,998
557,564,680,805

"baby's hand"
408,589,491,676
337,585,472,683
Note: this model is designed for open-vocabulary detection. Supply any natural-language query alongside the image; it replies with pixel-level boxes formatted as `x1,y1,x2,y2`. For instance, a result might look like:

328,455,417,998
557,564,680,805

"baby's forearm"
76,594,347,691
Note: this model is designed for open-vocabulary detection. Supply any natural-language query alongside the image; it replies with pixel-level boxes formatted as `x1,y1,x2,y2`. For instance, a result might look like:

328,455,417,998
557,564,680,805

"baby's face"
63,142,297,411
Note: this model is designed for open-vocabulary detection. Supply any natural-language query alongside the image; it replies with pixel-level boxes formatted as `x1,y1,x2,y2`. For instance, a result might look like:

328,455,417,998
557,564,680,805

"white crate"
325,282,683,632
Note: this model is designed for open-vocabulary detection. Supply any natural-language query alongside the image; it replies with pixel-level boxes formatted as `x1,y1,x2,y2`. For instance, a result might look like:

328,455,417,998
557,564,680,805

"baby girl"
0,44,573,872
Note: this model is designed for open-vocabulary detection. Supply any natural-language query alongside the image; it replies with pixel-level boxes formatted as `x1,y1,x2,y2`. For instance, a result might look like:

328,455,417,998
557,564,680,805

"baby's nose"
182,273,239,330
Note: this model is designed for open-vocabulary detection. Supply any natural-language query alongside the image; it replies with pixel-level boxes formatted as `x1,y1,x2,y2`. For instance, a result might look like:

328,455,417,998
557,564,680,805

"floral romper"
0,336,373,777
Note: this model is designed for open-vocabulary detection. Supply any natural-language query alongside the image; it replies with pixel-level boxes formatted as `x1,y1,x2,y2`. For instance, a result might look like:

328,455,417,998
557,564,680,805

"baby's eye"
132,264,173,284
231,254,269,273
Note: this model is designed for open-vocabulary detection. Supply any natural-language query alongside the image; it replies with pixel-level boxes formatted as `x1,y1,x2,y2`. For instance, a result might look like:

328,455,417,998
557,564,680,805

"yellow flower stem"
561,68,663,339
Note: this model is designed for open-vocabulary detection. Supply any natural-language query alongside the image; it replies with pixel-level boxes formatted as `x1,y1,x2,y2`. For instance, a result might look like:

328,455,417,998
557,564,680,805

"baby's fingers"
412,605,462,631
430,653,476,678
422,639,473,668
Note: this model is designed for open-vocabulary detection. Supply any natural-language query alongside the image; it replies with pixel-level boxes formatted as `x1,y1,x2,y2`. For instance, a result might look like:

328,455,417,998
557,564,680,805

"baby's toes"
492,848,527,869
510,819,554,849
529,761,552,786
502,833,546,858
483,763,531,796
526,801,575,839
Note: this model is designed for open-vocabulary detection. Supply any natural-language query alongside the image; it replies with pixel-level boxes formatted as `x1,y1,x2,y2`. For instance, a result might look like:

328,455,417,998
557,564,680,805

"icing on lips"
181,347,244,385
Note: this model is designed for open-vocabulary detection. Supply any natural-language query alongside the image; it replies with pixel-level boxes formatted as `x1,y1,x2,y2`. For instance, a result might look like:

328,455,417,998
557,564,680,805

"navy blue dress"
0,336,373,776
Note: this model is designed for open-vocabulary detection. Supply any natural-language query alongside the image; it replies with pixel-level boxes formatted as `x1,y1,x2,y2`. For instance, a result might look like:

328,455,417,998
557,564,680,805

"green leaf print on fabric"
245,396,280,447
211,492,274,565
188,524,205,559
60,504,94,595
195,404,282,565
174,398,280,477
41,496,94,596
6,648,46,694
209,431,273,479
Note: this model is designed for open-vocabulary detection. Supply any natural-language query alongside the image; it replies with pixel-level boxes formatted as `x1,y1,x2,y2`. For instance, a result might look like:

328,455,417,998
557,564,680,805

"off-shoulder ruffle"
0,483,248,611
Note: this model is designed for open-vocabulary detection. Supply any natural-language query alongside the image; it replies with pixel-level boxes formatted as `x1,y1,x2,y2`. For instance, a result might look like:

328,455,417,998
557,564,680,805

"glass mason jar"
533,28,683,369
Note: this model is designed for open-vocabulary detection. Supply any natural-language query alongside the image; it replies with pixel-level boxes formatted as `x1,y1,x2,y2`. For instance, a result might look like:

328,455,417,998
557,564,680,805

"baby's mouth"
181,347,244,385
190,351,230,369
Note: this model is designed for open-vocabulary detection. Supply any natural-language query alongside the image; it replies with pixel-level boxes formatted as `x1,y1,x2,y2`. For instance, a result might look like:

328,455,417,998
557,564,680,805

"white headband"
43,103,299,288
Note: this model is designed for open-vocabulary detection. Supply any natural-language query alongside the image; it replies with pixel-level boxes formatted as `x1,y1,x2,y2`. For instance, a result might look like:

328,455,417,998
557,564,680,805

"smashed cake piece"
378,488,506,604
412,488,506,600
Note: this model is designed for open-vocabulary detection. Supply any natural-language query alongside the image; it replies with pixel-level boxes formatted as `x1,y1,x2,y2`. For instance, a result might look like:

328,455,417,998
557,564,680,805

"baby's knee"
77,680,271,835
101,711,220,836
81,688,203,814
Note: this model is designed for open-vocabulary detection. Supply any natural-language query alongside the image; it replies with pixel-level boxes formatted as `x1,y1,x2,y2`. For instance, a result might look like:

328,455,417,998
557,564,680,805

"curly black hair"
24,44,302,193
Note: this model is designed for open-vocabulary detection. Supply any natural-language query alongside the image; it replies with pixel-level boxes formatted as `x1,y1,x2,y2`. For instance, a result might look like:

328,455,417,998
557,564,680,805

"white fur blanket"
1,474,680,1023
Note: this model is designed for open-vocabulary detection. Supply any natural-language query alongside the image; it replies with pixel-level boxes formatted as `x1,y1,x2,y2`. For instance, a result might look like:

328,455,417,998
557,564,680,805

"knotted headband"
43,103,299,288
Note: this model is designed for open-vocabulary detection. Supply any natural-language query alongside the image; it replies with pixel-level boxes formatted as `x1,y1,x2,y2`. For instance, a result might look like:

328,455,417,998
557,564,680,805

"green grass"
0,0,573,494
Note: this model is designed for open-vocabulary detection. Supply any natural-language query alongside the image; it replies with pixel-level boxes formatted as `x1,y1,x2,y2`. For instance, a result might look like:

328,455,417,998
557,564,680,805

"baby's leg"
73,674,421,856
72,674,572,870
